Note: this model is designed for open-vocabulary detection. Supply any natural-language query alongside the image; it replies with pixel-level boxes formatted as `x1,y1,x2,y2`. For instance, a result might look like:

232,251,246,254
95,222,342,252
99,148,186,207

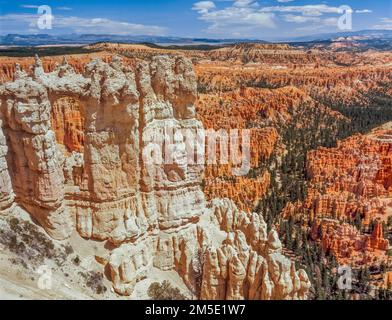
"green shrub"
148,281,187,300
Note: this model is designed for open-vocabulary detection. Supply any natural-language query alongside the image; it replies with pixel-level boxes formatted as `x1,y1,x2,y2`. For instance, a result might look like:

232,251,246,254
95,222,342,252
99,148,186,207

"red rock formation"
195,88,284,211
370,222,389,251
51,97,85,153
307,133,392,197
311,219,389,266
196,53,392,108
384,272,392,289
284,128,392,268
0,53,134,83
283,130,392,224
195,85,346,211
204,171,271,212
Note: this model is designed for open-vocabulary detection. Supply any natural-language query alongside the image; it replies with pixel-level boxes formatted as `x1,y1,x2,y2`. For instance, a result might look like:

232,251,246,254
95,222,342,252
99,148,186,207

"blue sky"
0,0,391,39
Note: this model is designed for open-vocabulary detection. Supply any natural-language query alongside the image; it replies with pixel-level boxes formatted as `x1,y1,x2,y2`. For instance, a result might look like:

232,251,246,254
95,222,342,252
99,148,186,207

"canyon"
0,52,311,299
1,41,392,299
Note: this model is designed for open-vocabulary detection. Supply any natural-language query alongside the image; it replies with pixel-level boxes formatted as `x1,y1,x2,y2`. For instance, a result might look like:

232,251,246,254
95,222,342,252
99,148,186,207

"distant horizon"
0,1,391,40
1,28,392,45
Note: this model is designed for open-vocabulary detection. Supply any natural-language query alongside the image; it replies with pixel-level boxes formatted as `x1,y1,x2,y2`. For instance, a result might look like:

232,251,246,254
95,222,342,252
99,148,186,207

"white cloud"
283,14,319,24
0,13,167,35
192,0,275,36
193,1,377,37
20,5,72,11
322,17,339,27
191,2,364,36
282,14,338,27
57,7,72,11
19,4,39,9
373,17,392,30
260,4,343,17
355,9,372,14
233,0,256,7
192,1,216,14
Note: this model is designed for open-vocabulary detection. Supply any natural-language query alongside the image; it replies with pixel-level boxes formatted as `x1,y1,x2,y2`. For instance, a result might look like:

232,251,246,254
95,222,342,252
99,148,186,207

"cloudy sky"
0,0,391,39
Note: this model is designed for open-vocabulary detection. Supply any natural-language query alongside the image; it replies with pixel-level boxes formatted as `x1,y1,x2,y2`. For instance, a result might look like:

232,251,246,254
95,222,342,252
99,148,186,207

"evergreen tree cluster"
253,86,392,300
